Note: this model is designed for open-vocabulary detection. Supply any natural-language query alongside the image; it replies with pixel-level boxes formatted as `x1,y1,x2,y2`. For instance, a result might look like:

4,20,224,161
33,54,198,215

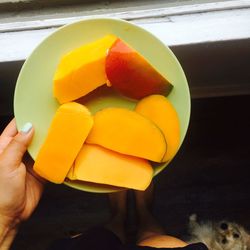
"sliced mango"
68,144,153,190
34,102,93,183
86,107,167,162
106,38,172,100
135,95,180,162
53,34,117,103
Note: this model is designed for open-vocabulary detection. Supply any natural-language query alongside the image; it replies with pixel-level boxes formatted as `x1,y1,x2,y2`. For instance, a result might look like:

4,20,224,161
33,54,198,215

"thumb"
0,123,34,172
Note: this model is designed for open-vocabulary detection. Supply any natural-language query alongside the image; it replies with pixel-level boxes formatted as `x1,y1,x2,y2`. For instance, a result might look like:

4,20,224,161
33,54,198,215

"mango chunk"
135,95,180,162
86,107,167,162
106,39,173,100
68,144,153,190
53,34,117,103
34,102,94,184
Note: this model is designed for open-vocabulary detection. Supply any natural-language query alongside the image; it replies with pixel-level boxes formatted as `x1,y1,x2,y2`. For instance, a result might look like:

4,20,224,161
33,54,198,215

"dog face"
213,221,249,250
188,214,250,250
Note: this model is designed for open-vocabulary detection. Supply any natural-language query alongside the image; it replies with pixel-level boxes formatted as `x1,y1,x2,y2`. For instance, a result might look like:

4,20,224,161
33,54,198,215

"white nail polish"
20,122,33,133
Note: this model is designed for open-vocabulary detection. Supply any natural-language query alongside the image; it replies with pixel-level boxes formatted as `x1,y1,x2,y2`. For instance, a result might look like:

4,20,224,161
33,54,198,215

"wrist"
0,216,18,250
0,214,19,230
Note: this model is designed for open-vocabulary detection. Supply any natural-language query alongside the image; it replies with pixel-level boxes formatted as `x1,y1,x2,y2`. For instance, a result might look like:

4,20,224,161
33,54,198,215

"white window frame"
0,0,249,62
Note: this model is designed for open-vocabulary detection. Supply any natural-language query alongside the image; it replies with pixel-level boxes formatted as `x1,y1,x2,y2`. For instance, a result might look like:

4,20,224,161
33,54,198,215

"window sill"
0,0,249,62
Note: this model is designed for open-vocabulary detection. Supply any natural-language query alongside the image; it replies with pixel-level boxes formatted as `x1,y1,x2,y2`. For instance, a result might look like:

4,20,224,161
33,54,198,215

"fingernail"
20,122,33,133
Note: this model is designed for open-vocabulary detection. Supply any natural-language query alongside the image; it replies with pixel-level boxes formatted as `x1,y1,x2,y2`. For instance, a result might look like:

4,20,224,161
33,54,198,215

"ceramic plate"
14,18,190,193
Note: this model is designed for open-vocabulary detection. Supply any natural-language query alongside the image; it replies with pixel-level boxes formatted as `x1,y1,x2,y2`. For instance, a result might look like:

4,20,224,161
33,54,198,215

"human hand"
0,119,44,231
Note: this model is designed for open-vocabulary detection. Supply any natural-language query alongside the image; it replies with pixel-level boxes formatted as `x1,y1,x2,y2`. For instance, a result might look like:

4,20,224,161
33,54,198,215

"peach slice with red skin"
105,39,173,100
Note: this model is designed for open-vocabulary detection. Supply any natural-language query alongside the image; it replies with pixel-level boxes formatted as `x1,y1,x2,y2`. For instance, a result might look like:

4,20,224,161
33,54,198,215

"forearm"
0,220,18,250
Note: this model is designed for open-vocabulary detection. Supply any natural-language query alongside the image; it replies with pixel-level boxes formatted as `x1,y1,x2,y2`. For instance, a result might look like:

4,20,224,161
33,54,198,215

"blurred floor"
1,95,250,250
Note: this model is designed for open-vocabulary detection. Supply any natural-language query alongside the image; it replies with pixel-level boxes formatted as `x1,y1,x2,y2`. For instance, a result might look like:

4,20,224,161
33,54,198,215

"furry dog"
187,214,250,250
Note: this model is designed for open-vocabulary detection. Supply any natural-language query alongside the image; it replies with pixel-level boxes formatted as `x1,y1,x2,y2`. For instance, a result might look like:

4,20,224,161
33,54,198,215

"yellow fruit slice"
53,34,117,103
34,102,93,183
86,107,167,162
68,144,153,190
135,95,180,162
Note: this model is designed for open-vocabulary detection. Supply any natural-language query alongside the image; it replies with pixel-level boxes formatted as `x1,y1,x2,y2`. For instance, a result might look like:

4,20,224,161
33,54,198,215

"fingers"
27,167,47,185
0,137,13,154
23,153,47,185
0,118,17,138
23,152,34,169
0,118,18,153
0,123,34,172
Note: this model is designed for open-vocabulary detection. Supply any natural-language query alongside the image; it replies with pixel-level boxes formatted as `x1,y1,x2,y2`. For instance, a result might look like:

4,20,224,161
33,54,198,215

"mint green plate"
14,17,190,193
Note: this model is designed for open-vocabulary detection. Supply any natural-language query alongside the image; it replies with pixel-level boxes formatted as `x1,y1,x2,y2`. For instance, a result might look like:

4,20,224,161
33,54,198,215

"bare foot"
135,184,188,248
105,190,127,243
134,182,154,210
134,183,165,243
